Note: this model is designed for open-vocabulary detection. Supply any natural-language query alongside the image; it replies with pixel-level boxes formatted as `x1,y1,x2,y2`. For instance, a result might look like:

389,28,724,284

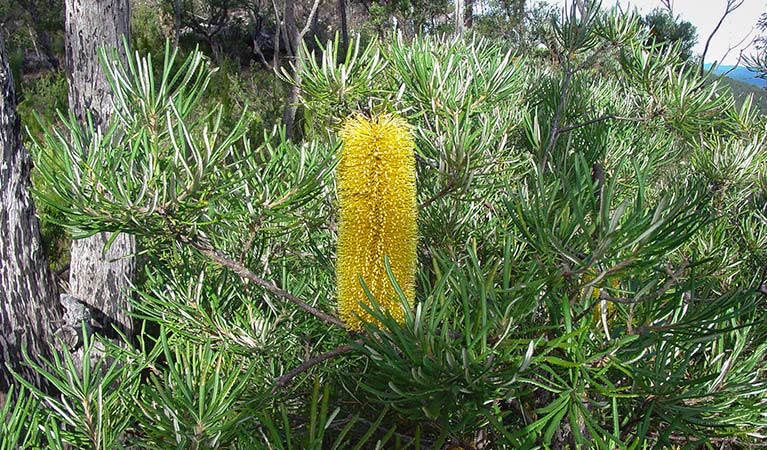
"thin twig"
720,52,744,78
419,179,457,210
249,8,274,71
298,0,321,40
699,0,745,77
415,152,460,210
239,221,261,264
647,431,767,448
273,342,358,390
541,42,613,172
271,0,282,69
718,31,754,74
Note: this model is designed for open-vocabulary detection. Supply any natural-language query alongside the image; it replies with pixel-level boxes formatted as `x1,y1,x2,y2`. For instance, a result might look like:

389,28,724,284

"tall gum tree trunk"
465,0,474,29
339,0,349,53
282,0,300,140
0,35,62,391
455,0,465,35
64,0,135,339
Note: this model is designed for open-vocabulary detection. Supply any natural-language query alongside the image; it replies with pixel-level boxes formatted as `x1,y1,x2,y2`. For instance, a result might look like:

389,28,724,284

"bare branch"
252,41,273,70
647,431,767,448
419,179,458,210
699,0,745,77
248,7,274,71
158,212,344,328
187,237,345,328
271,0,282,69
273,342,358,390
298,0,321,40
540,42,613,172
717,30,755,72
416,152,461,210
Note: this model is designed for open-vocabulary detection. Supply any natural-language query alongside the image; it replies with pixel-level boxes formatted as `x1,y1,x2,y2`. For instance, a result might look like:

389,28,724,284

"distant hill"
699,64,767,113
704,64,767,88
717,76,767,113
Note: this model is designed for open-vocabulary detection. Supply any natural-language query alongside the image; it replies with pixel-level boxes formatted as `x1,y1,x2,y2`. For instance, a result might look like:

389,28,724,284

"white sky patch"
547,0,767,64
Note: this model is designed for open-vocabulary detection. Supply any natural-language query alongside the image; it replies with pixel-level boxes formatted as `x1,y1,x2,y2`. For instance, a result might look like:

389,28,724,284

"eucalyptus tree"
0,35,61,392
64,0,135,339
642,7,697,61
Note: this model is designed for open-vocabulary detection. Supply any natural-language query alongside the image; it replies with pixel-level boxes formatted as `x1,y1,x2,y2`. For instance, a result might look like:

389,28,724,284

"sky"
548,0,767,64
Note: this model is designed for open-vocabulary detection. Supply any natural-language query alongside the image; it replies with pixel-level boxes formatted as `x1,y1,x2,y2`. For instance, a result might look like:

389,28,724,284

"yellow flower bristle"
336,114,418,331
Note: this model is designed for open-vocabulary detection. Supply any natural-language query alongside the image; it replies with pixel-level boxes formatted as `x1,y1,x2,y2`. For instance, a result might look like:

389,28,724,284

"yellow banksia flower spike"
336,114,418,331
582,271,618,326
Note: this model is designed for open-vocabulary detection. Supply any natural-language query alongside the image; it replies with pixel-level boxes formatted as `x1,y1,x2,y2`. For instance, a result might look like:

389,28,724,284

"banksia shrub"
336,114,418,330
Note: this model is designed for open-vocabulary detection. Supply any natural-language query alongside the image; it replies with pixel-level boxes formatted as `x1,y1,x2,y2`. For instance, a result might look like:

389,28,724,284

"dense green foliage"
3,1,767,449
721,76,767,112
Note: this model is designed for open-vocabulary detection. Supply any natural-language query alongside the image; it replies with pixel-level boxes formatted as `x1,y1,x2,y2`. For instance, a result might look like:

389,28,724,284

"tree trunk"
455,0,465,36
64,0,136,340
172,0,182,49
465,0,474,29
339,0,349,54
0,35,62,392
281,0,300,140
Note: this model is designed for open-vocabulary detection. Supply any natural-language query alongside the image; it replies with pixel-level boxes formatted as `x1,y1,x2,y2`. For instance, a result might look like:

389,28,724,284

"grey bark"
464,0,473,29
64,0,136,339
172,0,182,49
0,35,62,391
54,294,93,352
281,0,300,140
455,0,465,35
280,0,320,141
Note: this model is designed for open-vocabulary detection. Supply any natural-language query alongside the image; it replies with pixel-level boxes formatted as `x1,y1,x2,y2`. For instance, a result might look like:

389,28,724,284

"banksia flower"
336,114,417,331
582,272,618,324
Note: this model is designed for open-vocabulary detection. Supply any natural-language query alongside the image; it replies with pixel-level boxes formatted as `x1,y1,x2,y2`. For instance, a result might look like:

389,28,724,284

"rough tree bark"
0,35,62,391
465,0,474,29
64,0,136,339
172,0,182,49
455,0,465,35
339,0,349,53
281,0,301,140
280,0,320,141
